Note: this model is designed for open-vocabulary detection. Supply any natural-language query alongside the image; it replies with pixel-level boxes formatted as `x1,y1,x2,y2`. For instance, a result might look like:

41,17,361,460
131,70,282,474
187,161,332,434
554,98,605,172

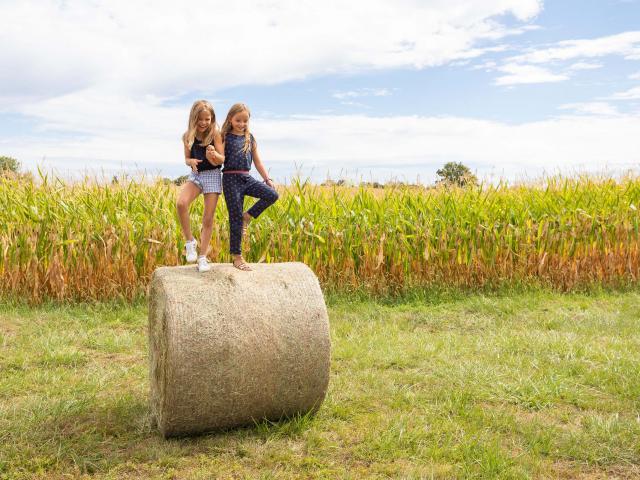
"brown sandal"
232,257,252,271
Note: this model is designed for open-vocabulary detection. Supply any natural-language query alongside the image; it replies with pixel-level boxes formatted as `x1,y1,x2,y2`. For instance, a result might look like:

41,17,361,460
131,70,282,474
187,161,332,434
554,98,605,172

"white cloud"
0,0,543,102
494,63,569,85
486,31,640,87
5,100,639,183
629,72,640,80
608,86,640,100
3,90,185,178
332,88,393,100
336,101,370,108
568,61,603,70
508,31,640,64
559,102,619,116
255,114,640,182
472,60,498,71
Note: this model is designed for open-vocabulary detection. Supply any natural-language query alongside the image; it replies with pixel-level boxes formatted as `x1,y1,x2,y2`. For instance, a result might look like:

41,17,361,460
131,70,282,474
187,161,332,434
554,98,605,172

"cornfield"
1,174,639,302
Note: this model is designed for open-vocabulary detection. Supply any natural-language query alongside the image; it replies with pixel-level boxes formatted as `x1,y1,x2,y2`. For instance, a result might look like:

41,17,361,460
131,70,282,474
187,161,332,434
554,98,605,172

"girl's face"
231,111,250,133
196,111,212,133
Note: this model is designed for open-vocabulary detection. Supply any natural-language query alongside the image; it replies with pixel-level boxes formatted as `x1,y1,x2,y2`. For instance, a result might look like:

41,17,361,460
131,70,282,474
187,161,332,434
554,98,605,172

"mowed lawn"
1,291,639,479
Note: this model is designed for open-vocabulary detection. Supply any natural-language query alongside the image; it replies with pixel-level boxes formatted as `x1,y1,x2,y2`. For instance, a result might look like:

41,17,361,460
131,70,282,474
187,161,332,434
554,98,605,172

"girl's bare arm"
206,132,225,166
252,141,275,187
184,144,201,172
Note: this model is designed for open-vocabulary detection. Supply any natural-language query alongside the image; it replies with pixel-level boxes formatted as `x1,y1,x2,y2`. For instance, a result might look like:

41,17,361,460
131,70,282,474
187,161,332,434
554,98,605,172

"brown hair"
182,100,218,149
220,103,253,154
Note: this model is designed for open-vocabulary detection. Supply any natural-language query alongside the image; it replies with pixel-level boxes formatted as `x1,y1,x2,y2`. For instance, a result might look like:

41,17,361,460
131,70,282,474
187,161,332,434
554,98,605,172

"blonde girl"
176,100,225,272
221,103,278,271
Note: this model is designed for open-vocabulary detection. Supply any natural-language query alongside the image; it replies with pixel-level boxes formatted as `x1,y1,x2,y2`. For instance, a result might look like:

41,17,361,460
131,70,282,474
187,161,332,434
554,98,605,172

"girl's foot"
232,256,252,271
197,255,211,272
185,239,198,263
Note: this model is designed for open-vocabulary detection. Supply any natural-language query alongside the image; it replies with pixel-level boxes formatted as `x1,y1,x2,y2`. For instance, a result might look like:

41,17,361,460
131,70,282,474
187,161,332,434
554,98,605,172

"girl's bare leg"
199,193,219,256
176,181,202,241
242,212,252,239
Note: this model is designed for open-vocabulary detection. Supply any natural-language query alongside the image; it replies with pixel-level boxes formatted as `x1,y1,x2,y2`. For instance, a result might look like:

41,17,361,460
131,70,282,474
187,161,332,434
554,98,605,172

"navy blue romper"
222,133,278,255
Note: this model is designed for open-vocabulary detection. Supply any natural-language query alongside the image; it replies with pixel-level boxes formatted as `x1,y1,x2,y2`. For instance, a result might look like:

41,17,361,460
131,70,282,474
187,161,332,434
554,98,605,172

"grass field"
2,290,639,479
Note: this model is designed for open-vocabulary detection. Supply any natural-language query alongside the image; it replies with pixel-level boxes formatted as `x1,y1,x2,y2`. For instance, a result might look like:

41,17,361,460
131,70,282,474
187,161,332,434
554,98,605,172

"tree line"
2,156,478,188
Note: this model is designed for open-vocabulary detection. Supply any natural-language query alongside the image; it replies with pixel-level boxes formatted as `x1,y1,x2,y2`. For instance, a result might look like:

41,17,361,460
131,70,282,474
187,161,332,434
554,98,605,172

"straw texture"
148,262,331,437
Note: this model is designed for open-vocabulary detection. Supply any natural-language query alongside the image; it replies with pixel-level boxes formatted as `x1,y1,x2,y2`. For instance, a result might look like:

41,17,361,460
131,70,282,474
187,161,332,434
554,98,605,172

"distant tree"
173,175,189,186
358,181,385,189
0,156,21,174
436,162,478,187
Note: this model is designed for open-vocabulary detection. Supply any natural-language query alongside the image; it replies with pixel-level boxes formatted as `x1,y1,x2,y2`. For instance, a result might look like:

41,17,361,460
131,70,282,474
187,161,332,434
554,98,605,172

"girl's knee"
268,189,279,203
176,198,190,211
202,217,214,229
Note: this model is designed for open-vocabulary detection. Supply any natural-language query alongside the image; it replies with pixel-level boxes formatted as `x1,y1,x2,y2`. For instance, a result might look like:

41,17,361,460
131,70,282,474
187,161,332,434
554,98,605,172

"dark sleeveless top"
222,133,254,172
191,137,220,173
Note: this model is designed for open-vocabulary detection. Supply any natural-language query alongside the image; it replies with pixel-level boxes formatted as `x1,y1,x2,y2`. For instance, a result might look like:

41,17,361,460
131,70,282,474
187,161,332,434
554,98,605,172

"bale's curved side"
148,262,331,437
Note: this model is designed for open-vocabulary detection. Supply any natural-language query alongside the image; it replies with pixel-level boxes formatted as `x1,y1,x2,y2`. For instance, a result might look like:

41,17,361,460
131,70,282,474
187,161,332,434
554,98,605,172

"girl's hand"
265,178,275,189
206,145,222,165
187,158,201,172
205,145,215,162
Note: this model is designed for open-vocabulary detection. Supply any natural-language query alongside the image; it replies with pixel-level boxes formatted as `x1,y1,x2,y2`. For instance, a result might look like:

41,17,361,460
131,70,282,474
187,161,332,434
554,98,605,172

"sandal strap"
232,258,251,271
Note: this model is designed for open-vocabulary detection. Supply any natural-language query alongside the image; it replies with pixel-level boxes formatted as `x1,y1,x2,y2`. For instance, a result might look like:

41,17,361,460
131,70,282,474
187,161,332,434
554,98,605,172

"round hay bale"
148,262,331,437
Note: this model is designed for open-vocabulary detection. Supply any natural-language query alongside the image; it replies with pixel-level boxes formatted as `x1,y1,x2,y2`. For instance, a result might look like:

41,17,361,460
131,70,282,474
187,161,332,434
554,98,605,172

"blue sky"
1,0,639,184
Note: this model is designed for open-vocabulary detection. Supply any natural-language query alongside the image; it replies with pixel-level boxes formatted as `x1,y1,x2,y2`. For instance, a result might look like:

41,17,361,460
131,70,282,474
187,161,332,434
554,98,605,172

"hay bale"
148,262,331,437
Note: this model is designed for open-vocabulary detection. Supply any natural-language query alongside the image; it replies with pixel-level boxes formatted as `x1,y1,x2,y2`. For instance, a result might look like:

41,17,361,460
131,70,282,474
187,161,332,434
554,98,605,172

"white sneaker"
197,255,211,272
185,239,198,263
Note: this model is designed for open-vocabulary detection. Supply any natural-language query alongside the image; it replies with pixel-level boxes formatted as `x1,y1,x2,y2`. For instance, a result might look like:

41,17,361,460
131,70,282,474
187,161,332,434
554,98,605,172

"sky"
1,0,639,184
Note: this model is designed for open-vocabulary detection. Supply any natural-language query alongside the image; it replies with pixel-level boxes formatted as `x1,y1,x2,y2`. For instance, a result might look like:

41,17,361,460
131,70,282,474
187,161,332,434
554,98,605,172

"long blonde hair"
182,100,218,149
221,103,253,154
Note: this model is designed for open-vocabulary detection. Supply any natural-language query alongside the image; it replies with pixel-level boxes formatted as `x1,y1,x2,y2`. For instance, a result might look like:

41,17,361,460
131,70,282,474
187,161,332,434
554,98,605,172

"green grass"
1,291,639,479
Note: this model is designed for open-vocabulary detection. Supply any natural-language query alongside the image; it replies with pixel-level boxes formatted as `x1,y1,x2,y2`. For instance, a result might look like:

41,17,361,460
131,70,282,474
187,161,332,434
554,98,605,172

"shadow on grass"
2,391,317,476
